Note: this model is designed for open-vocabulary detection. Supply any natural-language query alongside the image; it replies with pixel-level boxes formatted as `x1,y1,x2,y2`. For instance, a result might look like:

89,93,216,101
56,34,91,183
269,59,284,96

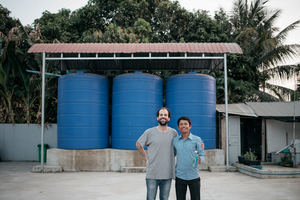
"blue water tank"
166,73,216,149
112,72,163,149
57,72,108,149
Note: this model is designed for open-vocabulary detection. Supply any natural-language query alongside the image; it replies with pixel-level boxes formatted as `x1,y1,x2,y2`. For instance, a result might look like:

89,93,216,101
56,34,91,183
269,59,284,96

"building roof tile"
28,43,243,54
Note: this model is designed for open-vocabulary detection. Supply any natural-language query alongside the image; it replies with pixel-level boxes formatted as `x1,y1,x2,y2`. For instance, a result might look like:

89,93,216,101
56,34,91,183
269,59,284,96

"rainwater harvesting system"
28,43,243,171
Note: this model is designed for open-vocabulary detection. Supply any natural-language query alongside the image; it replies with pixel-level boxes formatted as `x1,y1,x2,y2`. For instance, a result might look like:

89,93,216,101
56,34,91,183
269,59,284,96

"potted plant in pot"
238,155,245,164
279,153,293,167
238,149,261,168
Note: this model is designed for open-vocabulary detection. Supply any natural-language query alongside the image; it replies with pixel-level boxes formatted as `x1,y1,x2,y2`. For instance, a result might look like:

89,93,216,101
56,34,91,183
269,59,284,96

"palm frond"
264,64,295,79
0,32,8,43
265,82,295,100
254,90,280,102
249,0,268,25
261,10,280,31
275,20,300,43
258,44,299,67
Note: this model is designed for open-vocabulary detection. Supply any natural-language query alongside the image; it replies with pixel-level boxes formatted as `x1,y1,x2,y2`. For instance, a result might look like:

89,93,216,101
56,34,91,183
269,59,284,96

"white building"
217,101,300,164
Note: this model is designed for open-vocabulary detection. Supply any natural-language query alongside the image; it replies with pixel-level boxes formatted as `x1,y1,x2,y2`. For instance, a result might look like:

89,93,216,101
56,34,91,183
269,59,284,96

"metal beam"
45,56,225,61
40,51,230,172
224,53,229,170
26,69,61,77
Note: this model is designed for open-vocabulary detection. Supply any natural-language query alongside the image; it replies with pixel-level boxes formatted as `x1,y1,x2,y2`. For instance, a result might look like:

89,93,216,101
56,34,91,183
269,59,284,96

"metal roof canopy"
28,43,242,72
28,42,243,171
216,103,258,117
247,101,300,118
217,101,300,121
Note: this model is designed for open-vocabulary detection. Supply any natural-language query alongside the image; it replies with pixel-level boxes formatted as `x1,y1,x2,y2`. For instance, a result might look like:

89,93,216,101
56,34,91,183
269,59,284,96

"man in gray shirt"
136,107,178,200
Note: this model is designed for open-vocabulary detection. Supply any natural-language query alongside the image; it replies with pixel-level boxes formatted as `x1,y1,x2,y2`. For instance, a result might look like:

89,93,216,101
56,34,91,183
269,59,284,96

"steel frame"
39,52,230,171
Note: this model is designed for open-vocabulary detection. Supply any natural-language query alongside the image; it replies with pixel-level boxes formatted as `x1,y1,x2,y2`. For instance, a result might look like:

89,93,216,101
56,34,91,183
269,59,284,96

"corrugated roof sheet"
28,43,243,54
246,101,300,117
217,101,300,117
216,103,257,117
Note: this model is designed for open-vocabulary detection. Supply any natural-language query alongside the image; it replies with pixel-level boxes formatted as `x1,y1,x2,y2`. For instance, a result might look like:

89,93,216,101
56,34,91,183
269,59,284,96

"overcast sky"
0,0,299,63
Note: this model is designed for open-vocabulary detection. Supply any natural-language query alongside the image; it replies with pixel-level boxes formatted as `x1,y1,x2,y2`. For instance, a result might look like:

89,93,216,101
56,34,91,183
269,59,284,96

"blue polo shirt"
173,133,205,180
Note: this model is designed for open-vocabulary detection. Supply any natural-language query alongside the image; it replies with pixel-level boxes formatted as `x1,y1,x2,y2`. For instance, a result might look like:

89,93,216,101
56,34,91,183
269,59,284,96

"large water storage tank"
57,71,108,149
166,73,216,149
112,72,163,149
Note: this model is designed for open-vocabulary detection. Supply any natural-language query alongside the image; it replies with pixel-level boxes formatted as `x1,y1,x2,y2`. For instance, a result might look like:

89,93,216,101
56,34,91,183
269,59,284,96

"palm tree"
229,0,300,102
264,64,300,100
0,24,43,123
0,27,25,123
0,62,16,123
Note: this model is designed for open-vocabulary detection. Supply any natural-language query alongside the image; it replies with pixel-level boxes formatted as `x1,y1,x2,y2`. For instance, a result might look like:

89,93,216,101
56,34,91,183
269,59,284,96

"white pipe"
224,53,229,170
292,68,296,166
41,52,46,171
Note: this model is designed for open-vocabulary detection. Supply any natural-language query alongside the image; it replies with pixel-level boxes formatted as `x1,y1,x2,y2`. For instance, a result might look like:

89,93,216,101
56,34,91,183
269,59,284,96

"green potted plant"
238,149,261,167
279,153,293,167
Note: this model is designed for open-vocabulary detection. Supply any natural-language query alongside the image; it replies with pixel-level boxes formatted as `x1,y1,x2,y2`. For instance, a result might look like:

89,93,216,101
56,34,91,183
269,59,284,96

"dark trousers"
175,177,200,200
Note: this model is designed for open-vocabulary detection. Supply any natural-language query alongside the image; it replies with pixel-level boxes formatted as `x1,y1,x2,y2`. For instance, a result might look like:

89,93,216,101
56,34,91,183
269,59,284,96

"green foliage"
151,1,192,42
226,0,300,102
243,150,257,161
280,153,293,167
0,5,20,35
0,0,299,123
34,0,227,43
34,9,73,42
0,13,57,123
0,26,28,123
185,10,229,42
134,18,152,42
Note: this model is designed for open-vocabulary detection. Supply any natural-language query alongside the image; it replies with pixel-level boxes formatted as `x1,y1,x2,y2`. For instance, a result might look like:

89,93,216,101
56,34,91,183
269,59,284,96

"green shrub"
243,150,257,161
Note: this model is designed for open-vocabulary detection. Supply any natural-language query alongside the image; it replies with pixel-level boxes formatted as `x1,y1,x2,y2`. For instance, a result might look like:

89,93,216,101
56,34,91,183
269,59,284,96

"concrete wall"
47,148,225,172
1,124,226,169
47,148,146,172
0,124,57,161
266,119,300,153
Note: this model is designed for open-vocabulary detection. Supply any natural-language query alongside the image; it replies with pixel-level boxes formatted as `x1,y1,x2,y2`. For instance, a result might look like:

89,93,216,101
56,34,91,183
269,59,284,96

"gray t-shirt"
137,126,177,179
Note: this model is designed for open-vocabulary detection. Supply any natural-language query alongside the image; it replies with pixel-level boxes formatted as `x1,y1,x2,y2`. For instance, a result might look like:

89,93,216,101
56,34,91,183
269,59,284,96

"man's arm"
136,142,148,165
197,139,205,164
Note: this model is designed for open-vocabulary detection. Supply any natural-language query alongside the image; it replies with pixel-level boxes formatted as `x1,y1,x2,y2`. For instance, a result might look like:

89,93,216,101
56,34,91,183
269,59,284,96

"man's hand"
136,142,148,166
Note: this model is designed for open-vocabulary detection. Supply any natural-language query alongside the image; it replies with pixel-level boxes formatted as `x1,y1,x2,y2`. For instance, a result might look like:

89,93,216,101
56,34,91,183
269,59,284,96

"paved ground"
0,162,300,200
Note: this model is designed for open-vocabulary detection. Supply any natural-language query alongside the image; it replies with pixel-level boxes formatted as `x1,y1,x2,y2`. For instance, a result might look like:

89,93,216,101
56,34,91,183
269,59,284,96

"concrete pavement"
0,162,300,200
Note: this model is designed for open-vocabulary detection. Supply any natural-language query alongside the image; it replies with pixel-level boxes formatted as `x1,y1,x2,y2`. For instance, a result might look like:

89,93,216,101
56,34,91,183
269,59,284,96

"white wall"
266,120,300,153
0,124,57,161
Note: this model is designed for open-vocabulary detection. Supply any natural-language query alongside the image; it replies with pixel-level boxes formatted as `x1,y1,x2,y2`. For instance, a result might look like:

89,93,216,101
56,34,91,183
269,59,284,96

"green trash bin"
38,144,49,163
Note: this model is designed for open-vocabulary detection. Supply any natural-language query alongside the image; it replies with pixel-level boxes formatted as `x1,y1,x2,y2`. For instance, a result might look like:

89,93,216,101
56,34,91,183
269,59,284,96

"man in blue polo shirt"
173,116,205,200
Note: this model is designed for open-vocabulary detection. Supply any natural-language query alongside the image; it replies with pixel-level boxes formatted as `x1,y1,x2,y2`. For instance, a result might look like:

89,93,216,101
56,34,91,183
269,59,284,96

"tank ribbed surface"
112,72,163,149
166,73,216,149
57,72,108,149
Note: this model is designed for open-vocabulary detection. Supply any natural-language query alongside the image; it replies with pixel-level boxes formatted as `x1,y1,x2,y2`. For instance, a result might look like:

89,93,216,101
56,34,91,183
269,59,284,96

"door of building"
240,118,262,160
229,116,241,164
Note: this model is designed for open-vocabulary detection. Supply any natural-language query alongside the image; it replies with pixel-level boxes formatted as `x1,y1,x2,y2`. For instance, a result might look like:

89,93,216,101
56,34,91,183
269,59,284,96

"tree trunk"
7,94,15,123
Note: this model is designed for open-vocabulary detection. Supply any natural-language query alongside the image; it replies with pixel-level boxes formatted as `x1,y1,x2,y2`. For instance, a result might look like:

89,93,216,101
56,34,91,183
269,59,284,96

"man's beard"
158,119,168,126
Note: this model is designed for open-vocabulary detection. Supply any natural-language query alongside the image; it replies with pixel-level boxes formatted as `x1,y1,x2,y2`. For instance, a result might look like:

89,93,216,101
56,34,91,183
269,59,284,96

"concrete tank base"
47,148,225,172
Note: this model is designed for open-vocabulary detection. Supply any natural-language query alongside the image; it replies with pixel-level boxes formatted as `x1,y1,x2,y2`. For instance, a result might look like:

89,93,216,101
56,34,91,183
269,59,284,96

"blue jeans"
146,178,172,200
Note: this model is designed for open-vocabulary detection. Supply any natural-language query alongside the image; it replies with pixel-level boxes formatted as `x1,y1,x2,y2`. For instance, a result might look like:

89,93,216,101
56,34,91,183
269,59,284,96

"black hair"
177,116,191,126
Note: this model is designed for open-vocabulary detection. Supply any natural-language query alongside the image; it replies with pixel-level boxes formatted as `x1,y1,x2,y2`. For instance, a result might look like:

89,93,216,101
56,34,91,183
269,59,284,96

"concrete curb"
233,163,300,178
121,167,146,173
32,165,63,173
